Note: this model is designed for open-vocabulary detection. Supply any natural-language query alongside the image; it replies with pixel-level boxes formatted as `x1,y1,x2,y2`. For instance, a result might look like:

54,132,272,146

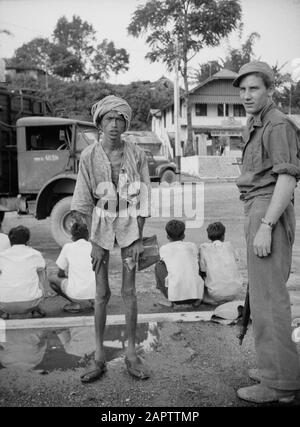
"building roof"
210,68,238,79
161,68,240,110
189,68,238,96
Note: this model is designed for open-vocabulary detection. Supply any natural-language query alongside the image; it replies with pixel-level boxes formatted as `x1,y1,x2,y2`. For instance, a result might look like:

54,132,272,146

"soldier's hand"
253,224,272,257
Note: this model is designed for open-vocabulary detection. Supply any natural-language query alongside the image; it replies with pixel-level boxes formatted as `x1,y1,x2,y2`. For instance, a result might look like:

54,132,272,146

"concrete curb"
3,311,214,330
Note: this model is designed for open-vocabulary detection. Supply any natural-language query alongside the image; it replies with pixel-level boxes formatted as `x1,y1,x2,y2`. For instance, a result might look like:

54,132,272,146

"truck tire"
160,169,176,184
50,196,74,247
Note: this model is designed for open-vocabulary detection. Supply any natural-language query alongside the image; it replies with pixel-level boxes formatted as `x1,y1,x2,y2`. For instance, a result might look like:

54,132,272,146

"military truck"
0,87,177,247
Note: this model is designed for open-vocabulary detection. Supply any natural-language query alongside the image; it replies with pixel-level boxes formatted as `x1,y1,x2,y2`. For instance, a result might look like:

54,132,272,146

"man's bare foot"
80,360,106,383
125,354,150,380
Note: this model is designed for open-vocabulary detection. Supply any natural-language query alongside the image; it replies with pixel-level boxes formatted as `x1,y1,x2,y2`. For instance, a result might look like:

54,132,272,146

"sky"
0,0,299,85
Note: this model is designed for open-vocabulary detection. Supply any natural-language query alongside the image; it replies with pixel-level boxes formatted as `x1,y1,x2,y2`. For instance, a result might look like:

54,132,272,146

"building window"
217,104,229,117
171,106,174,124
233,104,246,117
195,103,207,116
163,110,166,128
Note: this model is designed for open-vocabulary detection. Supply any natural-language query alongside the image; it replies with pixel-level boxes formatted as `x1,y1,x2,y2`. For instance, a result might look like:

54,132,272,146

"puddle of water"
0,322,160,372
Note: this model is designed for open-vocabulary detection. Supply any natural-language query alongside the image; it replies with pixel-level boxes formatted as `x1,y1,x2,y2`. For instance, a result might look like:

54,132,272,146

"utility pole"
289,82,293,115
174,38,182,179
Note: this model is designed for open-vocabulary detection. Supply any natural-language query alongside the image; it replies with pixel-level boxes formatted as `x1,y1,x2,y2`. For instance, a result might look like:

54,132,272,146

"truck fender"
35,173,77,219
156,164,176,177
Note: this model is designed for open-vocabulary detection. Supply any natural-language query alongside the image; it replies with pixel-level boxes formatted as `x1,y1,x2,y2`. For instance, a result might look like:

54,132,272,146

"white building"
151,69,247,158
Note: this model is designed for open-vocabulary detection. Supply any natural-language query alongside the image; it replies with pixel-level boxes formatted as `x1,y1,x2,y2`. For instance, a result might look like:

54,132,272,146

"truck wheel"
160,169,176,184
50,196,74,247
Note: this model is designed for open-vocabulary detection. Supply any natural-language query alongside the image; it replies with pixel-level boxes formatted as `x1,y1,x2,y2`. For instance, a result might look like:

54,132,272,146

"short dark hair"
207,222,226,241
71,222,89,241
8,225,30,245
165,219,185,241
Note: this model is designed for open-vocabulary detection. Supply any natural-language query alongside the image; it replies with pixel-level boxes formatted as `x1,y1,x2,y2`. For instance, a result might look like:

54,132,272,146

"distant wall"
181,155,241,179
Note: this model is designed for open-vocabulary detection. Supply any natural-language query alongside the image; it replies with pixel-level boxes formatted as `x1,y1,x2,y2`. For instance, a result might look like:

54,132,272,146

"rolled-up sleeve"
71,155,94,217
267,122,300,179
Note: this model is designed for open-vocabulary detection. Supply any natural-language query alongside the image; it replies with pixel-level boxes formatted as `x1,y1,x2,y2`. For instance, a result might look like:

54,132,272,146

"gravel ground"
1,182,300,407
1,321,299,407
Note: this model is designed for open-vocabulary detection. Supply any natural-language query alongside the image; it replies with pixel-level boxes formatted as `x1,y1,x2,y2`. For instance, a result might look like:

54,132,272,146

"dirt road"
1,182,300,407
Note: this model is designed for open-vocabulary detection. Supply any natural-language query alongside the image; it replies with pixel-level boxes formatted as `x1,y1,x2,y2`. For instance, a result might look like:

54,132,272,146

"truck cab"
16,116,98,194
12,117,98,246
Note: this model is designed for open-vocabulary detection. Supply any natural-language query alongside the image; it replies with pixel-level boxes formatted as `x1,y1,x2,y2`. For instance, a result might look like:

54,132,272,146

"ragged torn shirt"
71,139,151,250
236,100,300,201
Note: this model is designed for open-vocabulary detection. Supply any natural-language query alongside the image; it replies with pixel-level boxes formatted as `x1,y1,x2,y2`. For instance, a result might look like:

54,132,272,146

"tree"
191,60,221,84
11,15,130,82
128,0,241,155
91,39,129,81
222,31,260,72
53,15,96,63
12,37,54,70
192,30,260,84
48,44,83,79
53,15,129,81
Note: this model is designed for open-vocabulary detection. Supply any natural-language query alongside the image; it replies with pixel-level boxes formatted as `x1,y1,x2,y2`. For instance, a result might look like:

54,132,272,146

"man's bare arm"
137,216,146,239
37,268,46,295
253,174,296,257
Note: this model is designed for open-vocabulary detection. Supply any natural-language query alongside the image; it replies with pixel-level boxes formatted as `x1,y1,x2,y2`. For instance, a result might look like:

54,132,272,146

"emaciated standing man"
234,61,300,403
71,95,151,383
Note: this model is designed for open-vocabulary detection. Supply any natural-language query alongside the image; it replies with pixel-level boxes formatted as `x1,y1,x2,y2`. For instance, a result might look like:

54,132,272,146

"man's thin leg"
94,252,110,365
121,262,150,378
80,249,110,383
122,265,138,361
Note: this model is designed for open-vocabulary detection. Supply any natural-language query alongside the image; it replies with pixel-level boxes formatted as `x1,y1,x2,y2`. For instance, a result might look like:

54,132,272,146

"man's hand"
253,224,272,257
130,239,144,263
91,242,107,274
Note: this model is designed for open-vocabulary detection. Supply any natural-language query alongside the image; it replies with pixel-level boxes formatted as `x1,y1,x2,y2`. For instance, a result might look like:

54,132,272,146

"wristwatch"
261,218,274,229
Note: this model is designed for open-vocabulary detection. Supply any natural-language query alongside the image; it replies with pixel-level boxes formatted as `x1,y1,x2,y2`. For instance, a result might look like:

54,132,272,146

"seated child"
0,225,46,319
199,222,243,305
48,222,95,313
155,219,204,307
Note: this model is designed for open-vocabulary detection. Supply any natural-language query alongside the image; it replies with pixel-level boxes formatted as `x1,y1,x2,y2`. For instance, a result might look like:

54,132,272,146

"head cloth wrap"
91,95,132,131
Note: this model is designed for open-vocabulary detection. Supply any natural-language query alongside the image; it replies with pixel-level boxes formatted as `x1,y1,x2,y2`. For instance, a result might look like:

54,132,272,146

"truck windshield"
76,126,99,151
26,125,72,150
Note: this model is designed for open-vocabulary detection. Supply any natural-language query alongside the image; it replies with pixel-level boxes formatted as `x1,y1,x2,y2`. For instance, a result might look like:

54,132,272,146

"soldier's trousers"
245,195,300,390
